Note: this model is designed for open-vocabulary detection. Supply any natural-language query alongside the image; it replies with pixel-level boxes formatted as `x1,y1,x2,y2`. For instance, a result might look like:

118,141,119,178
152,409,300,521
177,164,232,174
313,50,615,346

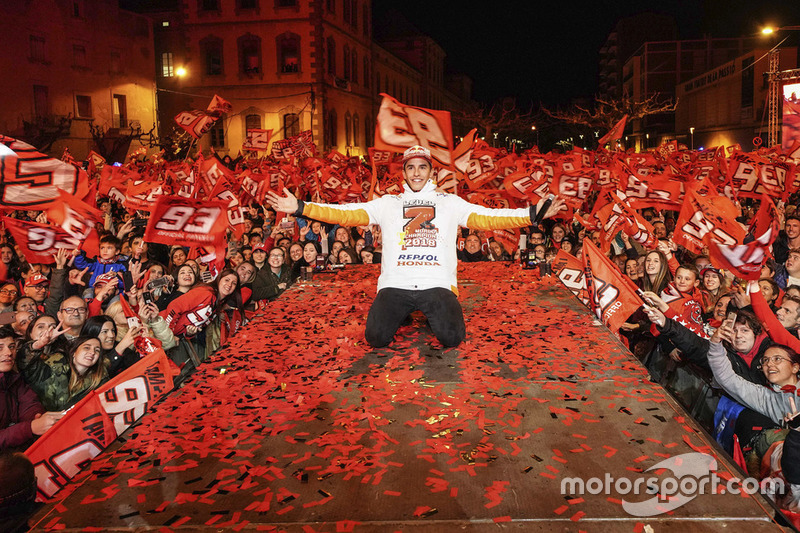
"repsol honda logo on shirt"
400,203,438,250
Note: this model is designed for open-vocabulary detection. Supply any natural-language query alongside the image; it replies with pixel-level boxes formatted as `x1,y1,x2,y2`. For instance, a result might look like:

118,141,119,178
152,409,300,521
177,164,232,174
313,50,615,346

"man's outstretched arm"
266,188,372,227
464,196,567,231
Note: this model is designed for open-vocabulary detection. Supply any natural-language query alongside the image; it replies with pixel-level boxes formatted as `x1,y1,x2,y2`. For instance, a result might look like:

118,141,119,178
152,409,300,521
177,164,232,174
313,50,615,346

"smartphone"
0,312,16,325
122,271,134,291
726,311,737,325
132,218,148,227
142,291,154,306
533,194,555,224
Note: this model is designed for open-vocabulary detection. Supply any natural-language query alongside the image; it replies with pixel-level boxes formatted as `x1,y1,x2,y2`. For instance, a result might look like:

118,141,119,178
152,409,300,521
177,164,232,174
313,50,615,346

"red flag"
143,196,229,247
0,136,89,208
243,128,272,151
552,249,589,306
4,217,82,263
96,348,173,437
206,94,232,116
707,195,778,280
25,393,115,499
598,115,628,147
174,110,219,139
673,188,744,254
46,189,102,257
289,130,317,159
582,239,644,333
374,93,454,168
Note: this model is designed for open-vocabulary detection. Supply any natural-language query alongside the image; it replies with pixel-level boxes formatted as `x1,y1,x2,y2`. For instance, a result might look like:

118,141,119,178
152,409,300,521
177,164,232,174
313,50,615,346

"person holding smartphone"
266,145,564,348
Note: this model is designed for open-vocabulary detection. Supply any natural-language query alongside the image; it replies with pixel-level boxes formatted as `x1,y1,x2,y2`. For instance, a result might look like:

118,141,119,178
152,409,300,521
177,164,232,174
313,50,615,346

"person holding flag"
266,145,564,348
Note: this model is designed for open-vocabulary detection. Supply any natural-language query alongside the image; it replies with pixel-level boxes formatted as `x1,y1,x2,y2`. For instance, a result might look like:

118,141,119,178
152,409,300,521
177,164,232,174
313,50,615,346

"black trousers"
365,287,466,348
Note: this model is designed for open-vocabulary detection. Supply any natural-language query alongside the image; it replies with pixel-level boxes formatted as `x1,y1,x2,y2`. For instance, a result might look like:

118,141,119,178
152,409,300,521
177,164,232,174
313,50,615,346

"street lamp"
531,125,539,147
689,127,695,150
176,66,187,77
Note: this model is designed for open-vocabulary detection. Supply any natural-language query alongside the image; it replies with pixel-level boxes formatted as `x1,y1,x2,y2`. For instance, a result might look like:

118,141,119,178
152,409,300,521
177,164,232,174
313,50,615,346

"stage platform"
27,263,788,531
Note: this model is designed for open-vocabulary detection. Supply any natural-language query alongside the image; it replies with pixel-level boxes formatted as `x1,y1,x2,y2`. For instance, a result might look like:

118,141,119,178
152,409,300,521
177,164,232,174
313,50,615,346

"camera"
145,276,173,292
521,249,538,270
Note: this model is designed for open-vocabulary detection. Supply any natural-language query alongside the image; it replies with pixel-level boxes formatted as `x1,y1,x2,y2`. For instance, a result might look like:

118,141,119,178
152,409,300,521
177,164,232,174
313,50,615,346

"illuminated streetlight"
176,66,187,77
689,127,695,150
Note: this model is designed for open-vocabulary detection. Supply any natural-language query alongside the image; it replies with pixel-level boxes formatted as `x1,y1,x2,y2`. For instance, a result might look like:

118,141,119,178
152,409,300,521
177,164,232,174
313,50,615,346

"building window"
351,50,358,84
29,35,46,62
161,52,174,77
210,116,226,147
343,45,350,80
363,57,370,89
343,0,351,24
352,2,358,29
326,0,335,13
200,0,219,11
365,114,372,146
275,0,297,6
277,32,300,73
72,1,82,17
72,44,87,68
325,110,337,148
201,36,223,75
327,37,336,76
352,113,359,147
363,4,369,36
75,95,92,118
33,85,48,118
112,94,127,128
344,111,351,146
238,34,261,74
238,0,257,9
110,50,122,74
245,113,261,130
162,20,170,27
283,113,300,138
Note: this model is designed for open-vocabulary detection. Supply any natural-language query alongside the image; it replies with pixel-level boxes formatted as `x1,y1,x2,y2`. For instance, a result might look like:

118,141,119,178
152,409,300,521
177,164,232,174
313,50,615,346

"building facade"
622,36,761,151
675,47,798,150
150,0,472,159
0,0,157,159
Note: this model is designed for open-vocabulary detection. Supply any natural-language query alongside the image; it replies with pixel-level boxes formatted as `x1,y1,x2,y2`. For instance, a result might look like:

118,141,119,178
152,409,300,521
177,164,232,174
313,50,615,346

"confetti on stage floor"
28,264,785,531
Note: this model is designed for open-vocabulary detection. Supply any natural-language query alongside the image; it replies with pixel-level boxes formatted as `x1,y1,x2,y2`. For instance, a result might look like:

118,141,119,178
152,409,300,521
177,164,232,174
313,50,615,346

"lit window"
284,113,300,138
210,116,226,147
161,52,174,77
162,21,170,27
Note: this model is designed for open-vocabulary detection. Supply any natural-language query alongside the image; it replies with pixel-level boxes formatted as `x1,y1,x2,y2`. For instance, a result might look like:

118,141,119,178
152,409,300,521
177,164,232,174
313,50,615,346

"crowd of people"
4,161,800,526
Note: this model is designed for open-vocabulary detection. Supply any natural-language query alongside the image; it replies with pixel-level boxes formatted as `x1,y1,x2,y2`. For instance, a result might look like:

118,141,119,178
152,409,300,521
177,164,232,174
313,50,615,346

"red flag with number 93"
144,196,229,248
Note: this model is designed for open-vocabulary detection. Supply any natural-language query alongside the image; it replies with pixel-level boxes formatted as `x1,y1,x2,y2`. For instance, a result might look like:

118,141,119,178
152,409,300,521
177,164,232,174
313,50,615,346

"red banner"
243,128,272,151
4,217,83,263
25,349,173,500
673,188,744,254
46,189,102,257
708,195,778,280
0,136,90,208
174,110,219,139
144,196,229,247
582,240,643,333
374,93,454,169
552,249,589,306
25,393,115,499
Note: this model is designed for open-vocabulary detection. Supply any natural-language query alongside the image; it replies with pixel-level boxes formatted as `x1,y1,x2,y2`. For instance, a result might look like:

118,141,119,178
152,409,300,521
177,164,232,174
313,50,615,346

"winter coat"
0,370,45,450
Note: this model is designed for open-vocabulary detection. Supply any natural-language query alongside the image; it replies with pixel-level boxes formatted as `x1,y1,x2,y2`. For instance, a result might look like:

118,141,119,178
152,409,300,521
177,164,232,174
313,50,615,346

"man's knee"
365,328,393,348
436,329,465,348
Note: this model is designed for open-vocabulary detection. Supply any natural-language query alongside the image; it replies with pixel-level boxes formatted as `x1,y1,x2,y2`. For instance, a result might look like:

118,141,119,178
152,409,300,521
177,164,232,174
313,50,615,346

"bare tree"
455,97,535,142
20,114,73,153
542,93,678,131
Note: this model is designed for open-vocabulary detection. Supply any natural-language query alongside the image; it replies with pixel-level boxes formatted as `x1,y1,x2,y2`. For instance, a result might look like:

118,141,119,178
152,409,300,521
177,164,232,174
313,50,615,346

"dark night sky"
374,1,800,107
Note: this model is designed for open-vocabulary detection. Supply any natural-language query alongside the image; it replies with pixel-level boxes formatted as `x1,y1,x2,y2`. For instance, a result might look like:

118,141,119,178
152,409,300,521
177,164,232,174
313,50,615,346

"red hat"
25,273,49,287
94,272,119,287
402,145,432,165
700,266,721,278
251,243,267,253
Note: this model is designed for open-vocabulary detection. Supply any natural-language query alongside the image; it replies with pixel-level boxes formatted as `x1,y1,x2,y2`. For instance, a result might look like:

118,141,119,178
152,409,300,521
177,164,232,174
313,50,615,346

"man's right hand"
265,188,299,214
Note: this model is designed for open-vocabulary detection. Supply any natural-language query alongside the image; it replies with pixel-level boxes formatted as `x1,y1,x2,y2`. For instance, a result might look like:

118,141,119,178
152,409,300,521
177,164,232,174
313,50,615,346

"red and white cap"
25,273,49,287
251,243,267,253
94,272,119,288
402,145,431,165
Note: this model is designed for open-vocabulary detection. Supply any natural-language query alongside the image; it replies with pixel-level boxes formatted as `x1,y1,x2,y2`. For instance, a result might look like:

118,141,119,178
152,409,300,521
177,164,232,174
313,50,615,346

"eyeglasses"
0,289,18,295
759,355,792,367
30,285,48,291
60,307,87,315
269,254,284,259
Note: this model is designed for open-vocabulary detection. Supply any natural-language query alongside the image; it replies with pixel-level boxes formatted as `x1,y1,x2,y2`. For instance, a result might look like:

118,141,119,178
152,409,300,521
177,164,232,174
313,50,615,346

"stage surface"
28,264,788,531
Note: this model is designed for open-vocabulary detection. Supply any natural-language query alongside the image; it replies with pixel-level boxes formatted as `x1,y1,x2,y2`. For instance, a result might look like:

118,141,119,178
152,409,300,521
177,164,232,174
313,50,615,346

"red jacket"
0,371,45,450
161,285,217,337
